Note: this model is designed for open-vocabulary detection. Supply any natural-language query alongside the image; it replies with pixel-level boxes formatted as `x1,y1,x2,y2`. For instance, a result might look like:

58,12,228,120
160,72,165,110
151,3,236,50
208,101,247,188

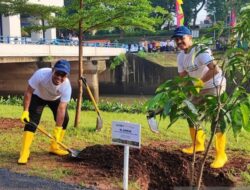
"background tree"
0,0,60,38
54,0,167,33
206,0,229,23
206,0,249,24
0,0,27,15
182,0,206,27
150,0,175,29
150,0,207,28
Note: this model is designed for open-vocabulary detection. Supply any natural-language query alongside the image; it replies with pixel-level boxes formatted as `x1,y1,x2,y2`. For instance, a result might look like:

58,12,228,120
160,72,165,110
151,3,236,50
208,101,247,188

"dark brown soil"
1,118,250,190
67,145,237,190
0,117,23,129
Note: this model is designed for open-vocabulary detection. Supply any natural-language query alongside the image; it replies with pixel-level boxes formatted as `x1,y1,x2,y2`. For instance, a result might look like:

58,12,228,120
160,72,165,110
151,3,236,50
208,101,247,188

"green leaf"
156,80,172,93
169,105,177,123
219,118,227,133
231,107,243,138
220,92,228,103
163,100,173,116
166,117,178,129
145,92,165,110
110,53,126,70
183,99,198,115
240,103,250,130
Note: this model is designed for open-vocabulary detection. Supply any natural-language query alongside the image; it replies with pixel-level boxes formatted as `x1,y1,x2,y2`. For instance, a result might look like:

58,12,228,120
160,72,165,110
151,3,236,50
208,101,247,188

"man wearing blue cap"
18,59,72,164
172,26,227,169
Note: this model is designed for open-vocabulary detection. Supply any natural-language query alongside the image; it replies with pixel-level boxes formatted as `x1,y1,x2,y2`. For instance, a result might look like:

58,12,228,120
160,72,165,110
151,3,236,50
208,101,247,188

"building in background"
0,0,64,41
0,15,2,36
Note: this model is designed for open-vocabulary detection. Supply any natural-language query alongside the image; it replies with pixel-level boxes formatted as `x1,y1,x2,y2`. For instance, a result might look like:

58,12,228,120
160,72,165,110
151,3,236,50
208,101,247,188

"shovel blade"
68,148,81,158
95,116,103,132
147,116,159,133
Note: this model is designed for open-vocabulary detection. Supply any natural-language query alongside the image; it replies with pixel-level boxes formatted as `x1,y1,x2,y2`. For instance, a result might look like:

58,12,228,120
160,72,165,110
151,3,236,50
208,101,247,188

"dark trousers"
187,86,226,133
24,94,69,132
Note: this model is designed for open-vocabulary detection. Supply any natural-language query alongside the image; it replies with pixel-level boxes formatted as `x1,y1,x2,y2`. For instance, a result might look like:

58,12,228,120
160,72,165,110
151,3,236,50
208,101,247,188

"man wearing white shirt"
18,60,72,164
172,26,227,169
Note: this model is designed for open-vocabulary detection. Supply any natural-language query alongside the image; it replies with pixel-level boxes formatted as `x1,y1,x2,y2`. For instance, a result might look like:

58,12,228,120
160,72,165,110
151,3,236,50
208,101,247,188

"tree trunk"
192,12,197,27
42,19,45,40
197,103,223,189
74,0,83,127
119,29,125,39
192,0,206,27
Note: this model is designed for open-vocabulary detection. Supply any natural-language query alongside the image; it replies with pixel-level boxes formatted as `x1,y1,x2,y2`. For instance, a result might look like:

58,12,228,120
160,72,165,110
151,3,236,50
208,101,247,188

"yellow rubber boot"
18,131,34,164
59,129,66,142
210,132,228,169
49,127,69,156
182,128,205,154
59,129,69,153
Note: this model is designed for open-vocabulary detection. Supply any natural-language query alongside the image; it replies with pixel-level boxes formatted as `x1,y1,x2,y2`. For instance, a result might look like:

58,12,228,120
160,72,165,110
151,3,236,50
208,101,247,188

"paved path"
0,168,91,190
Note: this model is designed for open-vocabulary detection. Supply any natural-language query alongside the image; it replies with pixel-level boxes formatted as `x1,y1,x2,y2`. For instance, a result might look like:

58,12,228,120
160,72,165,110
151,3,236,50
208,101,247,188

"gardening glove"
21,111,30,123
194,79,204,93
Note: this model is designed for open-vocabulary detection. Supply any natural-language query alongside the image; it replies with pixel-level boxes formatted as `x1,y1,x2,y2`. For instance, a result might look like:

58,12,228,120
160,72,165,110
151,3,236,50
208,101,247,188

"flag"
230,8,236,27
176,0,184,27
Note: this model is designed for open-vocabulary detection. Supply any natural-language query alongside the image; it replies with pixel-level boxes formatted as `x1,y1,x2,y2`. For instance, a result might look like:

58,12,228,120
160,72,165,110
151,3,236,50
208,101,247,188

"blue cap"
172,26,192,38
54,60,70,75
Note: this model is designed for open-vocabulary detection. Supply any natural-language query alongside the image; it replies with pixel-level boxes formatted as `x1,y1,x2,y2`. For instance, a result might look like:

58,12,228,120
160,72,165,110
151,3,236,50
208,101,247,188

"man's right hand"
21,111,30,123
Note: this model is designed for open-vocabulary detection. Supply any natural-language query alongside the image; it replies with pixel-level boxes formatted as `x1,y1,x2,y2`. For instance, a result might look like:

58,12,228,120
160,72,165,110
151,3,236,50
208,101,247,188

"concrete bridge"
0,43,126,101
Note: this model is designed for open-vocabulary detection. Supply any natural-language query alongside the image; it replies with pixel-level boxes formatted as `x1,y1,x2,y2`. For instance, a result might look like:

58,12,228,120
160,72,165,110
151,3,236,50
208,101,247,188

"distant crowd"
58,32,178,52
127,40,176,53
142,40,176,52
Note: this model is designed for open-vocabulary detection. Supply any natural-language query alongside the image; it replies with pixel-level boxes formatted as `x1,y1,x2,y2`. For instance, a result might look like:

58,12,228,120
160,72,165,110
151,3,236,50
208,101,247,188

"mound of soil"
1,118,250,190
68,144,236,189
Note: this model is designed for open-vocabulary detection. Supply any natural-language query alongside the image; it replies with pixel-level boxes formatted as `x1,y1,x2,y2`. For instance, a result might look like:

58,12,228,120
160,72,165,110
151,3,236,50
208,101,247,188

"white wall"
28,0,64,7
1,0,64,40
2,15,21,38
31,19,43,41
27,1,64,40
0,44,126,57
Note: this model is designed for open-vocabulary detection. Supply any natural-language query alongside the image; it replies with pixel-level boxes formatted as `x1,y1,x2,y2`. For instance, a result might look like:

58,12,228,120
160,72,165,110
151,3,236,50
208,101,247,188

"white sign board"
112,121,141,148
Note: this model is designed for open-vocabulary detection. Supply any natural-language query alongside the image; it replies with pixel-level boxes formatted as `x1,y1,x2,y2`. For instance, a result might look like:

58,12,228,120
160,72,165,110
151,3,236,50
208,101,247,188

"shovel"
146,109,163,134
147,115,159,133
26,122,81,158
81,77,103,131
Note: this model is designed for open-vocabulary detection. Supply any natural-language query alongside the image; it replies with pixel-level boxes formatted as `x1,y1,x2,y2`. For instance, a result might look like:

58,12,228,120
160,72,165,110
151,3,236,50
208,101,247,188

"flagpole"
176,0,184,27
213,7,216,43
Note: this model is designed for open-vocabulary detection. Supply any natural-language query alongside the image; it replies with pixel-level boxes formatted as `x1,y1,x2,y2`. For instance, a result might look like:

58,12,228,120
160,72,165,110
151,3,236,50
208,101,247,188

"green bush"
0,96,145,113
0,96,23,106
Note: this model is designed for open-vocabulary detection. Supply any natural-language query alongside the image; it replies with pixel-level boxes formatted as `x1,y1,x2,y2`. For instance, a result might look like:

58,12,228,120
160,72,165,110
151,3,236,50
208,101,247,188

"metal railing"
0,36,124,48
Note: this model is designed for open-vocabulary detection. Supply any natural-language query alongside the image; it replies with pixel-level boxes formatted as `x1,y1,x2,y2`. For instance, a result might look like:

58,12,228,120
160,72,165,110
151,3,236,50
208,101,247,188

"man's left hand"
194,79,204,93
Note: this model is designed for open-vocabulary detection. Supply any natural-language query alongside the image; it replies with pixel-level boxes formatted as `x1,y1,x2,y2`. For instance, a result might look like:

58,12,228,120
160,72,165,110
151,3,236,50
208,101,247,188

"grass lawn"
141,52,177,67
140,51,225,68
0,104,250,187
1,104,249,155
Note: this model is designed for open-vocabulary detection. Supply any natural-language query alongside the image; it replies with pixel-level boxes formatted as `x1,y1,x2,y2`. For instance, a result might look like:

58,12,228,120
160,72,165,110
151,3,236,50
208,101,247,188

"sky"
196,7,207,24
173,6,208,25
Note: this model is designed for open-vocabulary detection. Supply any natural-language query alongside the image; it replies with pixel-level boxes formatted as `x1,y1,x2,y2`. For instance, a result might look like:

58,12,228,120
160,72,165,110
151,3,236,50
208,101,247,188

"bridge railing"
0,36,124,48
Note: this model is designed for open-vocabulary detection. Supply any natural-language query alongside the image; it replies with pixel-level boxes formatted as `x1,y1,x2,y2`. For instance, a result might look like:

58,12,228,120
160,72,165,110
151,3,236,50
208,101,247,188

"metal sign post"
112,121,141,190
123,145,129,190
